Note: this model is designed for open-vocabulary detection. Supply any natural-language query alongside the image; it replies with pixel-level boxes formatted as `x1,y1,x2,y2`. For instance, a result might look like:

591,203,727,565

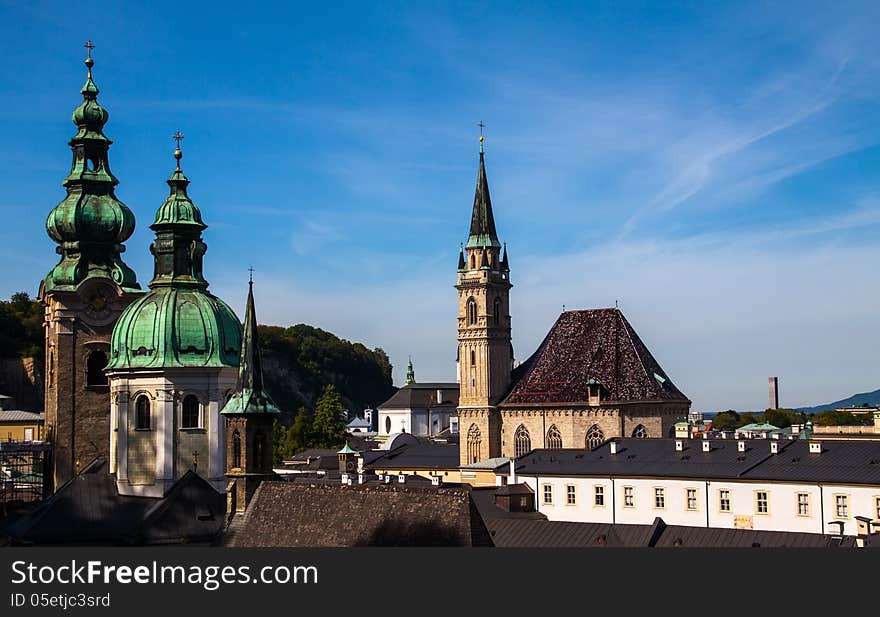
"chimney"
431,475,442,486
358,473,366,485
770,441,779,454
809,441,822,454
384,474,392,484
610,441,618,454
437,389,443,404
398,473,406,483
340,472,350,485
737,441,746,452
769,376,779,409
771,432,780,440
509,458,517,484
702,440,711,452
675,440,683,452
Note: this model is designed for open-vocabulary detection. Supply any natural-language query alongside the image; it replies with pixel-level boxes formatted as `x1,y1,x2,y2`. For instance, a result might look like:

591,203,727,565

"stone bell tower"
39,43,142,489
222,278,280,513
456,130,513,465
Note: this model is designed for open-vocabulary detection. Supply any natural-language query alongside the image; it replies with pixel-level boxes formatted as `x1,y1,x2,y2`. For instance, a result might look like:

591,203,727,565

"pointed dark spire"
457,243,466,271
467,129,501,249
221,279,281,415
501,242,510,272
479,246,490,269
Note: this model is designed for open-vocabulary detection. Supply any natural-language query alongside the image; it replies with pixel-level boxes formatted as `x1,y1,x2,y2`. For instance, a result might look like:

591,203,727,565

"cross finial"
248,266,254,284
83,40,95,75
84,40,95,58
562,304,566,312
192,450,199,472
172,130,184,168
478,120,485,153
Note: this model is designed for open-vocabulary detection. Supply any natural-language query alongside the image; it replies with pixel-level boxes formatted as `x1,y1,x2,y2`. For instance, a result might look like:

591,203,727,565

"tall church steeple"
405,357,416,385
42,42,139,294
455,128,513,465
222,277,280,513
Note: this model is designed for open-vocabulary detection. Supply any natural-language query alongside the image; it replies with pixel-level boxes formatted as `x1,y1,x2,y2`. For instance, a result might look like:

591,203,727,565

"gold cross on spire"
84,40,95,58
84,40,95,76
172,130,184,168
478,120,485,152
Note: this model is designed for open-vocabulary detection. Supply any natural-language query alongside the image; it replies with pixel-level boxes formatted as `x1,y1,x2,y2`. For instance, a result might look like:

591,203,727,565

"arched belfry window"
135,395,151,430
232,430,242,468
585,424,605,449
467,297,477,326
86,351,108,386
546,425,563,449
470,253,475,270
182,395,200,429
493,297,502,325
632,424,649,439
514,424,531,457
467,424,482,464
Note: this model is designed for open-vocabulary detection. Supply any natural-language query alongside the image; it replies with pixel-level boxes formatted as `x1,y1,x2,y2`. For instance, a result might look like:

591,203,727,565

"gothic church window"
182,395,200,429
632,424,649,439
232,430,242,468
86,350,109,386
546,425,563,449
467,424,482,464
467,297,477,325
514,424,531,457
585,424,605,449
135,395,151,430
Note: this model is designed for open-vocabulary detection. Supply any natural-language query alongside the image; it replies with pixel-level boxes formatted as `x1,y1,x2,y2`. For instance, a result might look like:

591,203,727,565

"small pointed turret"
221,278,281,415
501,242,510,271
405,356,416,385
457,243,466,271
480,247,490,270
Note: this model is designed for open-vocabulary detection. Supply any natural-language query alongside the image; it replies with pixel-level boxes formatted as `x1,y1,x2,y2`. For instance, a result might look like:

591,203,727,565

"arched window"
585,424,605,449
467,424,482,464
514,424,531,457
135,395,151,430
470,253,475,269
493,297,501,325
467,297,477,325
470,349,476,366
181,395,200,429
385,416,392,434
232,430,241,468
632,424,649,439
254,432,265,471
86,351,108,386
546,425,563,449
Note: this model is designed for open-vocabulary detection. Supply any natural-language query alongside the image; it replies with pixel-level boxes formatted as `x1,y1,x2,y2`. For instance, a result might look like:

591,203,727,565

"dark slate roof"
486,517,855,548
226,481,493,547
378,383,460,409
495,483,534,496
366,443,460,470
501,309,689,406
468,487,547,523
741,440,880,485
511,438,880,486
1,460,225,545
514,439,769,480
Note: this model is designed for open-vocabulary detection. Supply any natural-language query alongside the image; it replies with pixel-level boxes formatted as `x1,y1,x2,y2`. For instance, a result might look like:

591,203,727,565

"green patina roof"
221,280,280,415
107,144,241,371
337,443,356,455
42,52,139,295
405,357,416,385
466,149,501,249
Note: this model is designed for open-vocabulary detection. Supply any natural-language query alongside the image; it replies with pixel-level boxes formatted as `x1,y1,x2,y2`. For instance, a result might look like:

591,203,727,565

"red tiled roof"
501,309,689,406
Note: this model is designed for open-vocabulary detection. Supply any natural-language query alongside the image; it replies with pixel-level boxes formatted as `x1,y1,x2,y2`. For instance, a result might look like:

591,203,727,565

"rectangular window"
542,484,553,505
594,485,604,506
875,496,880,521
654,487,665,509
687,488,698,511
835,495,848,519
623,486,634,508
566,485,576,505
797,493,810,517
719,489,731,513
756,491,769,514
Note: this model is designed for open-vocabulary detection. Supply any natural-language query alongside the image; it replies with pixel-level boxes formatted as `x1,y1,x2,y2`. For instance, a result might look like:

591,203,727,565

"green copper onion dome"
107,139,241,371
42,45,139,294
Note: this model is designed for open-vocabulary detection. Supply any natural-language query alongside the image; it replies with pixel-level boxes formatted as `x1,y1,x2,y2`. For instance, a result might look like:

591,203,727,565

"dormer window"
586,378,604,405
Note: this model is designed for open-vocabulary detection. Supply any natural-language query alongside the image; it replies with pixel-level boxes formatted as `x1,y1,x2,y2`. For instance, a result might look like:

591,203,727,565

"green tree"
761,408,803,429
311,384,347,448
272,418,290,465
289,406,312,453
709,410,741,431
0,292,44,358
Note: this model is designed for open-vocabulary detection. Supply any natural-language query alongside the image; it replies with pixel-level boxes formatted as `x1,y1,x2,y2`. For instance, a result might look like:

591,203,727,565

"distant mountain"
796,389,880,414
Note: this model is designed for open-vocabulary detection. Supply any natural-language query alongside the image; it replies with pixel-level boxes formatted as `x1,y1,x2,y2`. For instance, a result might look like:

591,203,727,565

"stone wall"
0,356,43,411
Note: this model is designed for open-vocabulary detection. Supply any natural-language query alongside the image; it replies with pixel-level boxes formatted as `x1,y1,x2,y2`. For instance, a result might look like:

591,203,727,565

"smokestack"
769,377,779,410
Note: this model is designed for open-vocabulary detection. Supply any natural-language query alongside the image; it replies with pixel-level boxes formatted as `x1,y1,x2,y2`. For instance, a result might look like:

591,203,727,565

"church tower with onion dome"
40,43,143,489
106,135,243,498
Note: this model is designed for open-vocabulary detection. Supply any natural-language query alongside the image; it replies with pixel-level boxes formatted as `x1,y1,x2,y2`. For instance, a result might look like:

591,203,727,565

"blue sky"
2,1,880,411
